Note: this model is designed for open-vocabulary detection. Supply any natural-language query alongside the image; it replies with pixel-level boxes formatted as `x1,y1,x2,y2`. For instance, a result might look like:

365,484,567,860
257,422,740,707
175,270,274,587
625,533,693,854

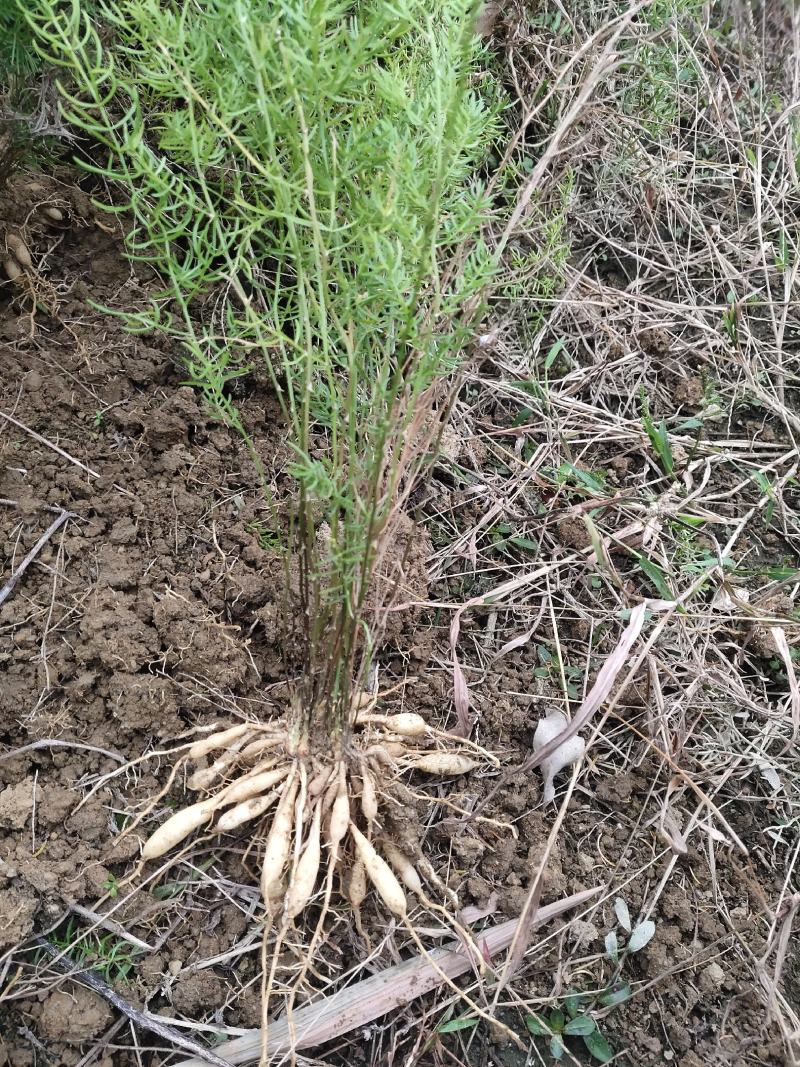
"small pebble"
703,961,725,988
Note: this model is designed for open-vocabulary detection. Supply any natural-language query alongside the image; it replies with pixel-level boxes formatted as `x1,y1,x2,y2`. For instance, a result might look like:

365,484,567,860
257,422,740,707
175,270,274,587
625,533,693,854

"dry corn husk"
173,887,600,1066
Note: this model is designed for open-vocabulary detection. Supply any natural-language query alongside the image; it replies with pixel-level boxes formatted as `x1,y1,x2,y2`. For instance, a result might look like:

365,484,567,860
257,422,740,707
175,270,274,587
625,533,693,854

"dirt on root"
0,167,796,1067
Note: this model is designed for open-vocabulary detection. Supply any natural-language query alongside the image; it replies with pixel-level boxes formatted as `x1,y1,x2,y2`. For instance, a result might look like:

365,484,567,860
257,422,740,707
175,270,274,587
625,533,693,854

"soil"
0,168,797,1067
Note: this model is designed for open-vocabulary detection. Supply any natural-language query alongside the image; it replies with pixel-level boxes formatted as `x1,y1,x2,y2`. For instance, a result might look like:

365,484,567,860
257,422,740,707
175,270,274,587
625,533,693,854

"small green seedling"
526,994,614,1063
640,396,674,476
774,228,790,273
102,873,120,898
605,895,656,962
526,896,653,1061
721,289,739,343
751,471,777,528
629,548,674,601
436,1014,479,1035
555,461,606,494
245,519,282,551
50,918,139,984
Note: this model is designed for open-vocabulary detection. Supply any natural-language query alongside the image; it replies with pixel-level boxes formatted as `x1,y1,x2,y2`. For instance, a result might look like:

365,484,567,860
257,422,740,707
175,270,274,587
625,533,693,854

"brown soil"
0,169,796,1067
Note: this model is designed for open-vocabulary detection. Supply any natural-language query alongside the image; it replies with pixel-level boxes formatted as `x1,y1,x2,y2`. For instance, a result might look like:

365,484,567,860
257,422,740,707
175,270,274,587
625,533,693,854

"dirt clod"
0,886,37,948
35,986,112,1043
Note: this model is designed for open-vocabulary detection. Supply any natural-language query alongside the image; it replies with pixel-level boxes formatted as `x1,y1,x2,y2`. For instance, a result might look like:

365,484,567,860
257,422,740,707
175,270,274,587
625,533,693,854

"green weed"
541,462,606,495
721,289,739,344
30,0,504,743
500,172,572,337
101,873,120,898
640,396,674,476
524,897,655,1061
1,4,40,82
49,918,139,984
245,519,282,552
526,998,615,1064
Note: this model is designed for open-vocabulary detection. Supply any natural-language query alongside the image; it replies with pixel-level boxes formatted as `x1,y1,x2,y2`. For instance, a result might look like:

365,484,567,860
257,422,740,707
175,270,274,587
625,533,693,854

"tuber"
532,710,585,804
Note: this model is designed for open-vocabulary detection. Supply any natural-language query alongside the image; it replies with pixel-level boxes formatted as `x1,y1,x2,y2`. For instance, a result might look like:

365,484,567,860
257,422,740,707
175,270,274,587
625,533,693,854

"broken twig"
0,507,74,608
0,409,99,477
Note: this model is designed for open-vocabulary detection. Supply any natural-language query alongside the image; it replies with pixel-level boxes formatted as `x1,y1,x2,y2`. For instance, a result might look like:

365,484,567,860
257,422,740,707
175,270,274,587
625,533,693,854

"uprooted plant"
29,0,506,958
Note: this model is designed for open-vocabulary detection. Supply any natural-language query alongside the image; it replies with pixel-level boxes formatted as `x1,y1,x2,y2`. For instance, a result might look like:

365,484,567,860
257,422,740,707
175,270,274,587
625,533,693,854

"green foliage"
436,1014,479,1034
721,289,739,344
606,899,656,955
0,0,40,85
525,900,654,1060
102,872,119,897
499,172,572,334
50,918,139,984
670,522,716,576
620,0,700,138
526,994,615,1063
640,396,674,476
245,519,282,552
1,0,97,180
29,0,503,734
1,0,41,179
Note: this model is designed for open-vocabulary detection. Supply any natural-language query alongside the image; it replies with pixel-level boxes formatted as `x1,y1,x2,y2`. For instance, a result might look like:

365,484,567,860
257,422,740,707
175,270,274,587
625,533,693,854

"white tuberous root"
139,709,496,927
532,710,586,804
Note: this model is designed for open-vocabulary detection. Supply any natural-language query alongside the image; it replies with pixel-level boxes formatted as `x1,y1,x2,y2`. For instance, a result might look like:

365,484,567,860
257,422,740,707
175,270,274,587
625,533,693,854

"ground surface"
1,4,799,1067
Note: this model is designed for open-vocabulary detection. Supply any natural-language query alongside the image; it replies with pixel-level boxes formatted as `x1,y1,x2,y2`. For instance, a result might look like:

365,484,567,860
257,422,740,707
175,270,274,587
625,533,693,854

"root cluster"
140,709,495,927
134,709,523,1060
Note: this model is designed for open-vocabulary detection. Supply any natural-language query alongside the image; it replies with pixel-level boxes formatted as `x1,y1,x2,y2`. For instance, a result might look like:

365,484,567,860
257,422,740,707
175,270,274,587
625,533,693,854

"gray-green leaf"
628,919,656,952
564,1015,597,1036
605,930,618,960
599,983,632,1008
613,897,631,932
549,1009,565,1032
564,991,589,1018
583,1030,614,1063
438,1016,478,1033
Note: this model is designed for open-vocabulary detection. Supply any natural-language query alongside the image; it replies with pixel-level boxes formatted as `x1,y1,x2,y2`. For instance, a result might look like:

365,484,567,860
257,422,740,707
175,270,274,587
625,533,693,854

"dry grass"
409,1,800,1062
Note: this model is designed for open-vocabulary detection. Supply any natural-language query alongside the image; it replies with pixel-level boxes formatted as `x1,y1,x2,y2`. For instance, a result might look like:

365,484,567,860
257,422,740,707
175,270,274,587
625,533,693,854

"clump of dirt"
0,781,38,831
0,170,284,1063
32,985,112,1043
0,885,37,949
170,971,229,1016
